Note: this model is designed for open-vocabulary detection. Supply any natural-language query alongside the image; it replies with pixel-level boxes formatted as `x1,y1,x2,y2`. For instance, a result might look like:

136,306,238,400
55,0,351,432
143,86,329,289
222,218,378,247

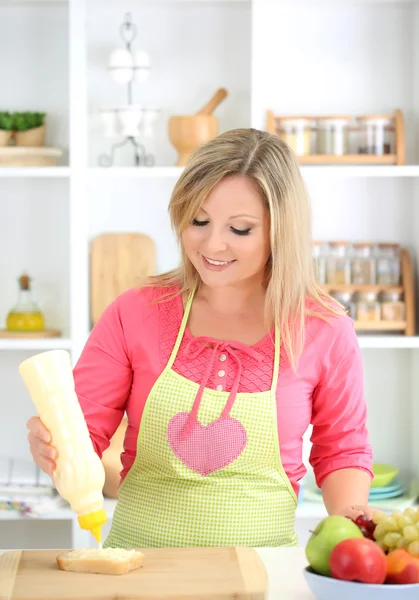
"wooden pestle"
195,88,228,116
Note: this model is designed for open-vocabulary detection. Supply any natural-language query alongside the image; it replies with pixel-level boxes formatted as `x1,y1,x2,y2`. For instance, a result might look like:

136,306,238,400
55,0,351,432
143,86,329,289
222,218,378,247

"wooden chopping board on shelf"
90,233,156,325
0,547,268,600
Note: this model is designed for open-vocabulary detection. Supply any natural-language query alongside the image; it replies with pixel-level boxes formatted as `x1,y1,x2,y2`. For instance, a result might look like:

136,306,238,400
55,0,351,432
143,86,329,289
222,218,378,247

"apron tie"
181,337,264,440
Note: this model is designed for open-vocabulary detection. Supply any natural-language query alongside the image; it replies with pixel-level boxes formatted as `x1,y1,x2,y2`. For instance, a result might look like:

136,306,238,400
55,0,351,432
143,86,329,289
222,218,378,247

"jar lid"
358,291,379,301
377,242,400,248
332,291,353,302
328,240,350,246
353,241,373,247
381,291,403,301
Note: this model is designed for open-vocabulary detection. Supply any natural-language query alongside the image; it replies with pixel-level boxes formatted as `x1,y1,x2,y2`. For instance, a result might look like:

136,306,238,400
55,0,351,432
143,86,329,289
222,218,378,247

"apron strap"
180,338,263,440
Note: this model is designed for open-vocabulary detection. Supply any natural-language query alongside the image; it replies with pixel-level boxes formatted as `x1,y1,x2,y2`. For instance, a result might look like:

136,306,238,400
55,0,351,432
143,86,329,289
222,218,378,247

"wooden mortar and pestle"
168,88,228,166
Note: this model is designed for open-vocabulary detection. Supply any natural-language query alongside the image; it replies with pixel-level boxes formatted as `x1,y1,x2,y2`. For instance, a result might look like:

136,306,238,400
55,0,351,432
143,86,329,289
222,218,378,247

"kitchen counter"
0,547,315,599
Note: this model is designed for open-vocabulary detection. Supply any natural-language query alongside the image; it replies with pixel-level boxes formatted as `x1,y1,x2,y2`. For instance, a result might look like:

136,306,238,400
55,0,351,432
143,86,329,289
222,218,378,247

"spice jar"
381,291,405,322
316,116,351,156
375,243,401,285
330,291,356,320
326,241,351,285
357,115,394,155
351,242,376,285
313,241,328,284
356,292,381,322
277,117,312,156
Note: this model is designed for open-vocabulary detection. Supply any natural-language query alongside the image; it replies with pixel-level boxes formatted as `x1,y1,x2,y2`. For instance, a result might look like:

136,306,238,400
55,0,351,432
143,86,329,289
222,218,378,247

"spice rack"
315,243,415,335
266,108,405,165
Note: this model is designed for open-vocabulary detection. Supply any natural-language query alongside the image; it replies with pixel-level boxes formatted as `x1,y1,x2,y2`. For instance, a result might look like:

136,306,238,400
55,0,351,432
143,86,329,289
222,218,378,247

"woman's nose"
204,229,228,255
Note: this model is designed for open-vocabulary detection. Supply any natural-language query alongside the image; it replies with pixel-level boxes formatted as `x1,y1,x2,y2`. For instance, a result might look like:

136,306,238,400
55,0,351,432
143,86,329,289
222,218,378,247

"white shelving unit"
1,0,419,548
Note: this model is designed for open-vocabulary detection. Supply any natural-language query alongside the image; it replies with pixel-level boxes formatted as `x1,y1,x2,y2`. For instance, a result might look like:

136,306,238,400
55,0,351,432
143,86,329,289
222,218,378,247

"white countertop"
0,547,315,599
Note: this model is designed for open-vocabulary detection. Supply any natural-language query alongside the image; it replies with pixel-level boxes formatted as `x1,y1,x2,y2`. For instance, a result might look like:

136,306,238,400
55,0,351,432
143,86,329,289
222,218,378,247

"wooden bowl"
168,114,218,166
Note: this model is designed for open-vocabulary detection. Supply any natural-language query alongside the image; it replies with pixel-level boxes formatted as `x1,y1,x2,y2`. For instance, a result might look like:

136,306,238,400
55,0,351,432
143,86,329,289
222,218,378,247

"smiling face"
181,174,271,289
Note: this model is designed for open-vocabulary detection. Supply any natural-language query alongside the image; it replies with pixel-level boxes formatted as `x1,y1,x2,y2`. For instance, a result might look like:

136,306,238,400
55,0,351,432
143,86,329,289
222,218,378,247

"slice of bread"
56,547,145,575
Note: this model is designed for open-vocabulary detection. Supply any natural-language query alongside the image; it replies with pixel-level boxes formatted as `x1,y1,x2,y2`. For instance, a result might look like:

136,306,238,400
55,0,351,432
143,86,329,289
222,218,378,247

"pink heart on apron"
167,412,247,476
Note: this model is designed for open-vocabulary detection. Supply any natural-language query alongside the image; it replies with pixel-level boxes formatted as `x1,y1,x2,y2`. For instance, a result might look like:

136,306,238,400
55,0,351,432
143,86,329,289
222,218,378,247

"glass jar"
381,291,405,322
312,241,328,284
326,241,351,285
357,115,394,156
351,242,376,285
375,243,401,285
330,291,356,320
277,117,312,156
356,292,381,322
316,116,351,156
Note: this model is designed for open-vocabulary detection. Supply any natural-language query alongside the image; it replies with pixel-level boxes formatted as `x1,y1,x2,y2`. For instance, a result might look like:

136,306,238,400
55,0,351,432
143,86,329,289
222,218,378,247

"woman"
27,128,373,549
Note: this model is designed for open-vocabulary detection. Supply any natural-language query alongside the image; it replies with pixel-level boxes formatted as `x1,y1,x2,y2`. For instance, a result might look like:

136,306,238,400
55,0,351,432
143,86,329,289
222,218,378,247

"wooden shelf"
323,284,403,293
354,321,407,331
298,154,397,165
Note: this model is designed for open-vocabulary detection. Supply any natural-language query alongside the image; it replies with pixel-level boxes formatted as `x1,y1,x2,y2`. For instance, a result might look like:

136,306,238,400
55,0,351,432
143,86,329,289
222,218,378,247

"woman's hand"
335,505,375,521
26,416,58,477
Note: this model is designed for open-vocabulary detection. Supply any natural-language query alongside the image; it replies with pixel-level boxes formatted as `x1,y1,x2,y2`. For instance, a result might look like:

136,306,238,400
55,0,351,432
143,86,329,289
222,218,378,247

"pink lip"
201,255,235,272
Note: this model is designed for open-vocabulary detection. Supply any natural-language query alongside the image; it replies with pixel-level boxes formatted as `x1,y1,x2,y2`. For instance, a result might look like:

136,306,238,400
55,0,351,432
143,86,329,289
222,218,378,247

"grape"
382,516,399,531
396,514,414,528
372,510,387,525
397,537,410,550
384,532,402,548
403,526,419,542
408,541,419,556
404,508,417,522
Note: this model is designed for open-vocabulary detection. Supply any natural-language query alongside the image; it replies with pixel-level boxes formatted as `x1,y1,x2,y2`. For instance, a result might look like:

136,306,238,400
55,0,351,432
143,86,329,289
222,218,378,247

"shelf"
89,167,183,179
357,335,419,349
0,338,72,351
301,165,419,177
0,167,70,178
323,284,403,293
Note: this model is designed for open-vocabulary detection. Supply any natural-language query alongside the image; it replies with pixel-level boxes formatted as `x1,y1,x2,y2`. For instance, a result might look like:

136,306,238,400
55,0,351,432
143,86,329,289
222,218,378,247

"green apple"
305,515,364,577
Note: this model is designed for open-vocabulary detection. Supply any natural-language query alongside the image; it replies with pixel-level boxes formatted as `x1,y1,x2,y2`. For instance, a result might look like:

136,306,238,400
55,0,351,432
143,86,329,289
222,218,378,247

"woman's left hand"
336,505,375,521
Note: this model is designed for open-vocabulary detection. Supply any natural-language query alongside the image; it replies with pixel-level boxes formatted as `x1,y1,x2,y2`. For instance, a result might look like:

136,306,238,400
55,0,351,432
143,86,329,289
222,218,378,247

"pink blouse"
73,286,373,497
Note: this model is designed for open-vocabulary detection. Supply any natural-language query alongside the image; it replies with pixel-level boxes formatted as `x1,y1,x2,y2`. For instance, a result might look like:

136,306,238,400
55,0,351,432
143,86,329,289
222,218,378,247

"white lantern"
108,48,134,84
134,49,150,83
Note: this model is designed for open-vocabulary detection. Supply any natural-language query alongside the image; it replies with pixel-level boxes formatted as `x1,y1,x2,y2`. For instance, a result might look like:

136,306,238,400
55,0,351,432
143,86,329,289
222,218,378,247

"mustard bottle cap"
78,509,108,543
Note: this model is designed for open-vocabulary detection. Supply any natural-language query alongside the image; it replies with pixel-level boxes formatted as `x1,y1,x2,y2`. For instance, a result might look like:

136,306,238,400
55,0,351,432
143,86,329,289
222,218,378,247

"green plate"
371,463,399,488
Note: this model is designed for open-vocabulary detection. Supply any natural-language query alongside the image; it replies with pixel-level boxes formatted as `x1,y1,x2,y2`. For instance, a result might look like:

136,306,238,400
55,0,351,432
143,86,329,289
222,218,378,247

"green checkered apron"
104,290,298,548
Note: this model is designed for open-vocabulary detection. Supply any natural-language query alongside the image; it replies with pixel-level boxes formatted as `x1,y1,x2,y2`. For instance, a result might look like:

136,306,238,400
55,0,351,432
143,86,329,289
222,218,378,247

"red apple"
386,549,419,584
329,537,387,584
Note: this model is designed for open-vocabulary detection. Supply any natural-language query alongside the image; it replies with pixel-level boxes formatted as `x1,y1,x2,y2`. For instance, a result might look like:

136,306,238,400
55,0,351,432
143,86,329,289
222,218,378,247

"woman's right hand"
26,416,58,478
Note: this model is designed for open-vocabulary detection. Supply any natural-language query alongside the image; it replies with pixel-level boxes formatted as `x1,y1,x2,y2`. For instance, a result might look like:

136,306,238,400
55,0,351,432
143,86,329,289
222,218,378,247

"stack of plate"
369,463,404,501
369,477,405,501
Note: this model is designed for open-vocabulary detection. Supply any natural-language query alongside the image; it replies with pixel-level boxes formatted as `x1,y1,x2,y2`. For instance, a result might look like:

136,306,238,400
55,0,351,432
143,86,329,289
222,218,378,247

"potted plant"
0,112,13,146
13,111,47,147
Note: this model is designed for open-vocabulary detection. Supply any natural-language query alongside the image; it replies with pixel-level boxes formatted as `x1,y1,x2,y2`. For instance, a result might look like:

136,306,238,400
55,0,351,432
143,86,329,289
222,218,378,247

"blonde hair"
147,128,344,369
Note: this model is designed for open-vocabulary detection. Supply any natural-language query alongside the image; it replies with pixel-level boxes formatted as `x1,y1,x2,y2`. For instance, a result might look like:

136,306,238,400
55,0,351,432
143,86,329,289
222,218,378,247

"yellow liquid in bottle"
6,311,45,332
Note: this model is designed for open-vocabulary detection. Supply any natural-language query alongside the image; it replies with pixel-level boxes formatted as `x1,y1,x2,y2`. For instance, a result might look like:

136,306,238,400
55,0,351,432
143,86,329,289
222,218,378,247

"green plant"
0,111,13,131
12,111,46,132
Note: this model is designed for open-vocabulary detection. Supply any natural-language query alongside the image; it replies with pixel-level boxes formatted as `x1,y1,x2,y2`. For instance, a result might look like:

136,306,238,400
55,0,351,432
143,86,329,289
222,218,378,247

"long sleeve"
73,297,133,458
309,316,374,488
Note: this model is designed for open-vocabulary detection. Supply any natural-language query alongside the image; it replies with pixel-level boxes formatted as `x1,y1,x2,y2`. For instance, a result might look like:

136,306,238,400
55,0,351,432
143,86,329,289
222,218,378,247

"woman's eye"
231,227,251,236
192,218,209,227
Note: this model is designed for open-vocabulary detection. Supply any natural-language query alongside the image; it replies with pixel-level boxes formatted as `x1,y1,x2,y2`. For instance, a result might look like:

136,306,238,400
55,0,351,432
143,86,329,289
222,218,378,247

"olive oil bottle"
6,273,45,332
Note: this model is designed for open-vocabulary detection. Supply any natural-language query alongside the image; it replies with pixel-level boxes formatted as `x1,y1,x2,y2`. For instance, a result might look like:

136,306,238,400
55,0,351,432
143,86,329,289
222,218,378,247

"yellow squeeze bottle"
19,349,107,544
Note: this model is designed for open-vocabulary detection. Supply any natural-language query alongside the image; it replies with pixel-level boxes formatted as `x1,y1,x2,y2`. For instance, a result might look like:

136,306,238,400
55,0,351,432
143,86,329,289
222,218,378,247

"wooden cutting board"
0,547,267,600
90,233,156,325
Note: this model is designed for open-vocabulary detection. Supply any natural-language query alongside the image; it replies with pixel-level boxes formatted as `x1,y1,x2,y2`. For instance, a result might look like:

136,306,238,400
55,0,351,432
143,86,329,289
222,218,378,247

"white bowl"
304,567,419,600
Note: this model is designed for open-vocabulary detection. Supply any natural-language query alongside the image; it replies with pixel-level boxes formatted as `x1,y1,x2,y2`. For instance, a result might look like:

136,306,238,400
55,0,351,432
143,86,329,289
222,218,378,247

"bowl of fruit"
304,508,419,599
